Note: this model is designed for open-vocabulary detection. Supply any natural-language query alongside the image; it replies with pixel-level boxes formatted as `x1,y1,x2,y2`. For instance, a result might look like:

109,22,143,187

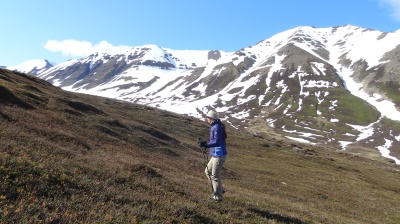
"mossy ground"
1,69,400,223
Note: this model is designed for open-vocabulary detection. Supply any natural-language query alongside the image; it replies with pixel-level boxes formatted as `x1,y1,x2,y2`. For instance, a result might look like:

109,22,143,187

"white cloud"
379,0,400,21
44,40,131,57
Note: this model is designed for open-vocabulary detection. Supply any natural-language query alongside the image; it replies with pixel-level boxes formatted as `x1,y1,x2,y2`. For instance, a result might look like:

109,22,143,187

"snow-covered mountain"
7,59,55,74
9,25,400,164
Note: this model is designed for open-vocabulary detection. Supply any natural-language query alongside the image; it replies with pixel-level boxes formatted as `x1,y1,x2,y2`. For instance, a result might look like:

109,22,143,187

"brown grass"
1,68,400,223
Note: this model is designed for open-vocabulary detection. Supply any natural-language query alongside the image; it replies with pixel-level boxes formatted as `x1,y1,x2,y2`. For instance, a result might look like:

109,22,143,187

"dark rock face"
142,60,175,69
208,50,221,60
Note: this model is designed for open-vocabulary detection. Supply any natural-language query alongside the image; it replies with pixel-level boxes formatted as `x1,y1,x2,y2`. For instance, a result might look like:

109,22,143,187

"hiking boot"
210,195,222,202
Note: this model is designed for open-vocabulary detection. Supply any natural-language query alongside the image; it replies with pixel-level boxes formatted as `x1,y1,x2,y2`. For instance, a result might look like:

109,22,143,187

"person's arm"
207,125,221,147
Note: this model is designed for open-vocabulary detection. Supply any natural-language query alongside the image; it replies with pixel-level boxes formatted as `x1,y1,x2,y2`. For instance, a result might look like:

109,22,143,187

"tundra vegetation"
1,68,400,223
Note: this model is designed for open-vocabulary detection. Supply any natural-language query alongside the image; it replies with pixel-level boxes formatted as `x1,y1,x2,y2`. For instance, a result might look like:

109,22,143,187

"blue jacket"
207,121,227,157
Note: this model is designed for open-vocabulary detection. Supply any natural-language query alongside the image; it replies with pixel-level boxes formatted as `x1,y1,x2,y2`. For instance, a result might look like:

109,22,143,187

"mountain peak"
7,59,55,74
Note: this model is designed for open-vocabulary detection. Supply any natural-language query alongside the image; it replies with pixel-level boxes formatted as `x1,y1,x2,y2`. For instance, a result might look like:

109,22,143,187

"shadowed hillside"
1,68,400,223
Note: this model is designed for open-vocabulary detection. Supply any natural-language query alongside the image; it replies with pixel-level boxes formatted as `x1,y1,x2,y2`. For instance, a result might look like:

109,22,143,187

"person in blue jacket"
199,110,228,202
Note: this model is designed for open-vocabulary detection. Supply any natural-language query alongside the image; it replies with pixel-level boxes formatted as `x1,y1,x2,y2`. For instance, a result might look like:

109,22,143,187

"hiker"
198,110,228,202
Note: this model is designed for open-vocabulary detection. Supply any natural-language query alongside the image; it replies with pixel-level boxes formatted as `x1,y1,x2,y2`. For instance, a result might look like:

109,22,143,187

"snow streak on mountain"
8,25,400,164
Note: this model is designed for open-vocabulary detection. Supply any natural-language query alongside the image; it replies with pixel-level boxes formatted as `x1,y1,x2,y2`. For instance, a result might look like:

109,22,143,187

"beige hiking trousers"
205,155,227,200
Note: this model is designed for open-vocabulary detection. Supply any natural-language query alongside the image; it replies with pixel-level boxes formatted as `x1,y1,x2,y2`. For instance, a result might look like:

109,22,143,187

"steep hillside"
1,69,400,223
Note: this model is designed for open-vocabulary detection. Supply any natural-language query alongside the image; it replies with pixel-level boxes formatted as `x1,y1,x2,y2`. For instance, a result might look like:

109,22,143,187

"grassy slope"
1,68,400,223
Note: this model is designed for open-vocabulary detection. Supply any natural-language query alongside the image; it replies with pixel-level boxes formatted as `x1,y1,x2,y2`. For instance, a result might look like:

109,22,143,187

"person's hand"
199,140,208,148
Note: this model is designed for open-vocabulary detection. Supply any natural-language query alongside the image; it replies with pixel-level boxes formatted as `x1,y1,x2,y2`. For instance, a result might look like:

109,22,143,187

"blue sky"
1,0,400,66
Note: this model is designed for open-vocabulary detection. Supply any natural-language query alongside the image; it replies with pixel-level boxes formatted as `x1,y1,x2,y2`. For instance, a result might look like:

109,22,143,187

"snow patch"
377,139,400,164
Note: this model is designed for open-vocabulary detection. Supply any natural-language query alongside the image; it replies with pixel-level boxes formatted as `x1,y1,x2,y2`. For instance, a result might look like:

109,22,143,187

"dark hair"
216,119,228,139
